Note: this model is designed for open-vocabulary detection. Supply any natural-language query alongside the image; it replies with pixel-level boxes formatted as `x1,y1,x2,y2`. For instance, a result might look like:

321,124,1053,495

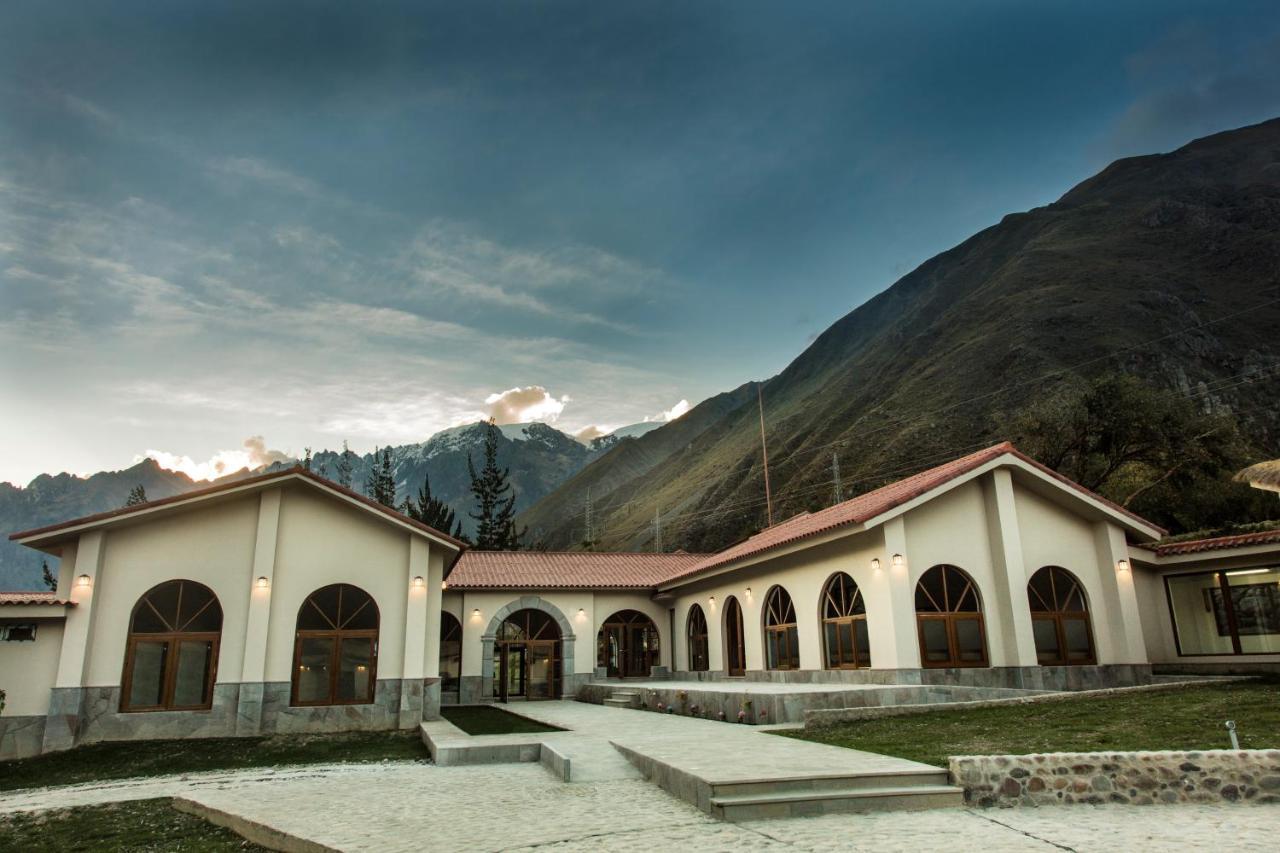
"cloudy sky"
2,1,1279,484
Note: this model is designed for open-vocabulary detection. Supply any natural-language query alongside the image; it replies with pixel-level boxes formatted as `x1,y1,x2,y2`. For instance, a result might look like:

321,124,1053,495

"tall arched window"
494,608,562,701
724,596,746,676
1028,566,1095,665
440,612,462,693
915,565,988,668
763,586,799,670
821,572,870,669
686,604,709,671
597,610,660,678
121,580,222,712
292,584,379,706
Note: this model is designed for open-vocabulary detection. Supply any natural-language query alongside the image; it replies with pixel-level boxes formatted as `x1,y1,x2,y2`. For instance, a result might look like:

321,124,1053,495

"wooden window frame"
763,586,800,671
290,584,381,707
1027,566,1096,666
686,605,709,672
119,580,223,713
915,565,989,669
821,572,870,670
724,596,746,676
596,609,661,678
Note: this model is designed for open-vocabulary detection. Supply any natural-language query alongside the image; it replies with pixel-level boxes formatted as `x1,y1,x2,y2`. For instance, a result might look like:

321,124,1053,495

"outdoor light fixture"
472,608,481,616
578,607,585,615
441,581,448,590
255,576,270,589
709,595,716,604
1116,559,1130,573
76,574,91,588
411,576,425,589
1226,568,1269,577
745,587,752,596
870,558,881,572
891,554,904,568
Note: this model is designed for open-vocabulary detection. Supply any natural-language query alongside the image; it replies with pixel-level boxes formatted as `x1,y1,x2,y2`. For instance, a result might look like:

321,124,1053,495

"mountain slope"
521,118,1280,551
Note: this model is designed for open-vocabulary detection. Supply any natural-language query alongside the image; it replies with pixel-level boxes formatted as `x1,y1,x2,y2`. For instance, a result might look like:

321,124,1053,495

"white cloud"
142,435,292,481
573,424,611,443
207,156,325,198
483,385,569,424
646,398,691,422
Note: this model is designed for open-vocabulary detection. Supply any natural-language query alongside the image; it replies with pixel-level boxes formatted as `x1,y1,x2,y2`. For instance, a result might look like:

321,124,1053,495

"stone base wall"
1153,661,1280,677
457,671,593,705
668,664,1152,691
31,678,436,756
950,750,1280,807
0,714,46,760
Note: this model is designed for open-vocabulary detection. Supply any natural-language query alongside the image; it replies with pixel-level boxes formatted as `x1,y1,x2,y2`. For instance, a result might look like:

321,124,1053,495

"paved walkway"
2,760,1277,851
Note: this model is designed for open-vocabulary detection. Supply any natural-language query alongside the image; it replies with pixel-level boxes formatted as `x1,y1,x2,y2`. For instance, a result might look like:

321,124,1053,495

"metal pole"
832,452,844,504
1226,720,1239,750
758,384,773,526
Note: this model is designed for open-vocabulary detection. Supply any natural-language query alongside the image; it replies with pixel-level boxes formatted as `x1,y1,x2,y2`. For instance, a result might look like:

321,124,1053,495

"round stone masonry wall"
950,750,1280,808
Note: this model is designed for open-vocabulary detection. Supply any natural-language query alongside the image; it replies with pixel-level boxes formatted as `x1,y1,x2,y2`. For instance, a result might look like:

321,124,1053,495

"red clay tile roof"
0,591,75,606
660,441,1163,586
448,551,707,589
1154,528,1280,556
9,466,466,553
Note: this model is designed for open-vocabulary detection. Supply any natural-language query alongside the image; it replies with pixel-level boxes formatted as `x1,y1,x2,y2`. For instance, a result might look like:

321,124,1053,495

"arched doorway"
723,596,746,676
494,608,562,701
686,604,709,671
597,610,660,678
440,612,462,694
1028,566,1095,665
821,572,870,669
915,565,988,668
763,586,799,670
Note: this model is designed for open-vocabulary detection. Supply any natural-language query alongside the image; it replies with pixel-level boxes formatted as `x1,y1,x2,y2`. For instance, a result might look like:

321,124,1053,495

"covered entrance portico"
493,609,562,700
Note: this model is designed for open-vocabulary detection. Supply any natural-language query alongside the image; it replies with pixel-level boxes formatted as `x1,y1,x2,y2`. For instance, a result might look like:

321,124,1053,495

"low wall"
668,664,1152,691
804,678,1250,727
950,750,1280,807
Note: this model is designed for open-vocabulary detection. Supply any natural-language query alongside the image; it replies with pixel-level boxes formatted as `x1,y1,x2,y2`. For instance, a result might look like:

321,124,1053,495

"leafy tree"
41,559,56,592
403,475,465,540
302,447,313,471
364,447,397,507
467,420,526,550
1011,373,1273,532
335,440,355,489
125,484,148,506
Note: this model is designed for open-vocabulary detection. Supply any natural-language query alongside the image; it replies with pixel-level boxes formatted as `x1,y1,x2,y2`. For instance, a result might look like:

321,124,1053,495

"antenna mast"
758,384,773,526
832,452,844,504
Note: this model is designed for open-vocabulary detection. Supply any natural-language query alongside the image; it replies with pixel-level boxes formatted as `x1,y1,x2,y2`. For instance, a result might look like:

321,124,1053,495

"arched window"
686,604,709,671
440,612,462,693
494,608,562,701
1028,566,1095,665
597,610,660,678
763,586,799,670
821,572,870,669
915,565,988,668
121,580,222,712
724,596,746,676
292,584,379,706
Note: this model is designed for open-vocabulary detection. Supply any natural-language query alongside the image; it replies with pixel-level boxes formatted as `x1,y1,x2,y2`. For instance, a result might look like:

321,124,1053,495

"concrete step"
709,784,964,820
602,697,635,709
711,769,951,798
609,690,640,698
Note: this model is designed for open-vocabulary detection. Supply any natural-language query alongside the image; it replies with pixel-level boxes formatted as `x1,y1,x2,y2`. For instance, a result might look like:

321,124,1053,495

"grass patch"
0,730,427,792
441,705,563,735
0,798,267,852
779,682,1280,767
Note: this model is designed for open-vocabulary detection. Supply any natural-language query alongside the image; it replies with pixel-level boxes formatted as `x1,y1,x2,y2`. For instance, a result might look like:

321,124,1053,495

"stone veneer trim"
479,596,576,701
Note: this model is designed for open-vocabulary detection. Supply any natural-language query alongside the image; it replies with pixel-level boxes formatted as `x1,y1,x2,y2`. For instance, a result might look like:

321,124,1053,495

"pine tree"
403,475,465,539
335,440,355,489
365,447,397,507
467,420,526,550
303,447,313,471
125,484,148,506
41,559,56,591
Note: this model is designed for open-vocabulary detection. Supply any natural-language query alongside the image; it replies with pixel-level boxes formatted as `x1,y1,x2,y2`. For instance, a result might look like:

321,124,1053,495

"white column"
239,489,281,685
983,470,1038,667
1092,522,1148,664
880,517,921,669
403,537,432,680
52,531,104,689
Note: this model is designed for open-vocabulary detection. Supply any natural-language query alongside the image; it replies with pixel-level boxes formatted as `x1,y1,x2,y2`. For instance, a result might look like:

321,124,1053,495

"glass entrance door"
495,641,561,701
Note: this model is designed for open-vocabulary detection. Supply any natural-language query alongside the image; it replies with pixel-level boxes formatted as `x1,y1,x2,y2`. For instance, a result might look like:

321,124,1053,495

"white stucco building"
2,442,1277,759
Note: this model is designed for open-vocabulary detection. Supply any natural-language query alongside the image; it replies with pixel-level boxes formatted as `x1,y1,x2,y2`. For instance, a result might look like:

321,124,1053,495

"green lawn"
0,798,267,852
441,705,563,735
0,730,427,792
779,681,1280,767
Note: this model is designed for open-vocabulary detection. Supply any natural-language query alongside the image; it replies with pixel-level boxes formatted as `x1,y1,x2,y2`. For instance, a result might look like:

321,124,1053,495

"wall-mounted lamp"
76,574,92,588
255,576,270,590
1116,559,1130,573
870,558,881,572
745,587,752,596
708,595,716,604
441,581,448,590
411,575,425,589
472,608,481,616
891,554,904,568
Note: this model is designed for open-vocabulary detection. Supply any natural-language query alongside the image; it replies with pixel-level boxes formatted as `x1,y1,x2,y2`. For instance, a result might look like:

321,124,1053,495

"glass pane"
853,619,871,667
916,569,945,612
177,584,214,629
838,621,855,666
527,645,553,700
173,640,214,706
337,637,374,702
785,626,799,668
1032,617,1060,664
131,600,169,633
298,597,335,630
824,622,839,668
1166,573,1235,655
920,619,950,662
296,637,333,703
342,596,378,630
148,583,181,627
955,618,985,663
182,599,222,632
1028,569,1055,612
766,631,780,669
128,640,168,707
1063,618,1093,661
1226,568,1280,654
440,640,461,691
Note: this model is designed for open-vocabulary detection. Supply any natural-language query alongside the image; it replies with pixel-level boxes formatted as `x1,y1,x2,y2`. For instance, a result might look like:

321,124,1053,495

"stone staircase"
706,768,963,820
601,688,640,709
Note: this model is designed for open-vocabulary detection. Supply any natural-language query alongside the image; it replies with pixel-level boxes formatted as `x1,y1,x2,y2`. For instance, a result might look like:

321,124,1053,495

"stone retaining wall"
950,750,1280,807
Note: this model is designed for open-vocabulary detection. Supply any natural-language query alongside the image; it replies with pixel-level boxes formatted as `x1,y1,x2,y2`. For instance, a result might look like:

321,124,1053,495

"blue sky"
2,1,1279,483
